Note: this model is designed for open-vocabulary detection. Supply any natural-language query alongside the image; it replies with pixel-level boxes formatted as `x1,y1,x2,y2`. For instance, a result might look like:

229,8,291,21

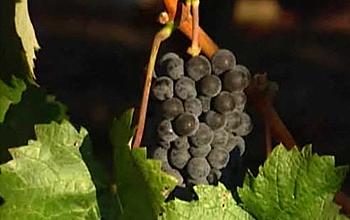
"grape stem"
132,22,174,149
187,0,201,56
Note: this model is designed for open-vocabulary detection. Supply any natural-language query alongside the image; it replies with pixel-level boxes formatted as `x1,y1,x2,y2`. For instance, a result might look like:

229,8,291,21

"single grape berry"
159,52,184,80
187,177,209,186
199,75,222,97
231,91,247,112
173,113,199,136
212,91,236,114
190,123,214,147
185,55,211,81
164,168,184,186
152,147,171,170
169,148,191,169
152,76,174,100
211,49,236,75
189,144,211,157
198,95,211,113
157,119,178,141
207,148,230,169
207,168,222,185
175,76,197,100
225,111,242,132
184,98,202,117
233,112,253,136
204,110,227,130
157,139,171,149
172,136,190,150
187,157,211,179
211,128,229,148
226,133,246,155
222,65,250,92
161,97,184,119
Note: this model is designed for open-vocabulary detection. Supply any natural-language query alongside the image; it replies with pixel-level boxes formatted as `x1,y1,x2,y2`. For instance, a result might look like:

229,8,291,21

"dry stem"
187,0,201,56
132,23,173,149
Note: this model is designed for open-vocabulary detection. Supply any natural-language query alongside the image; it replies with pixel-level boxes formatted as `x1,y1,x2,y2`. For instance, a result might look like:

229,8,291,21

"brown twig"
164,0,219,57
187,0,201,56
264,115,272,155
335,192,350,218
132,22,174,149
245,74,297,150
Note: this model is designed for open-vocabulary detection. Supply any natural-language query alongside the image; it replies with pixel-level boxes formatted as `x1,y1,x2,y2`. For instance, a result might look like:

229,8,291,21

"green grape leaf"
0,85,67,163
238,144,349,220
0,76,26,123
80,135,118,220
0,120,100,219
0,0,39,82
110,109,178,220
159,183,255,220
14,0,40,80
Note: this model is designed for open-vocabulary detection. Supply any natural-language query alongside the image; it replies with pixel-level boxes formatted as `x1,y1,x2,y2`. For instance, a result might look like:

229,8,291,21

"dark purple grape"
212,91,236,114
198,95,211,113
175,76,197,100
188,177,209,186
187,157,211,179
172,136,190,150
224,111,242,132
157,119,178,141
173,113,199,136
152,76,174,100
222,65,250,92
232,91,247,112
233,112,253,136
199,75,222,97
184,98,202,117
207,148,229,169
152,147,171,170
211,128,229,148
164,168,184,186
204,110,227,130
207,168,222,185
211,49,236,75
160,52,179,61
189,145,211,157
157,139,171,149
161,97,184,119
169,148,191,169
159,52,184,80
189,123,214,147
185,55,211,81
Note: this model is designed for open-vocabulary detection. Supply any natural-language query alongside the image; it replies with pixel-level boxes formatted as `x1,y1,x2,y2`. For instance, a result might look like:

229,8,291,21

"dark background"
29,0,350,193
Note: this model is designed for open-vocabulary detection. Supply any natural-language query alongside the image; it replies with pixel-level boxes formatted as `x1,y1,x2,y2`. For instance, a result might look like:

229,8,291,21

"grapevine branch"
187,0,201,56
132,22,174,149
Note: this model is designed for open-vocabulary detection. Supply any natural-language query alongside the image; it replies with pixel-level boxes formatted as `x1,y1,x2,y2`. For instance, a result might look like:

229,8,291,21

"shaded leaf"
0,120,100,219
80,135,118,220
0,85,67,163
0,76,26,123
110,109,177,220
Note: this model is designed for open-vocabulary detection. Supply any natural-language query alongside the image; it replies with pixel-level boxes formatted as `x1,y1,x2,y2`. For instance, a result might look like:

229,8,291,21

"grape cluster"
150,50,252,186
